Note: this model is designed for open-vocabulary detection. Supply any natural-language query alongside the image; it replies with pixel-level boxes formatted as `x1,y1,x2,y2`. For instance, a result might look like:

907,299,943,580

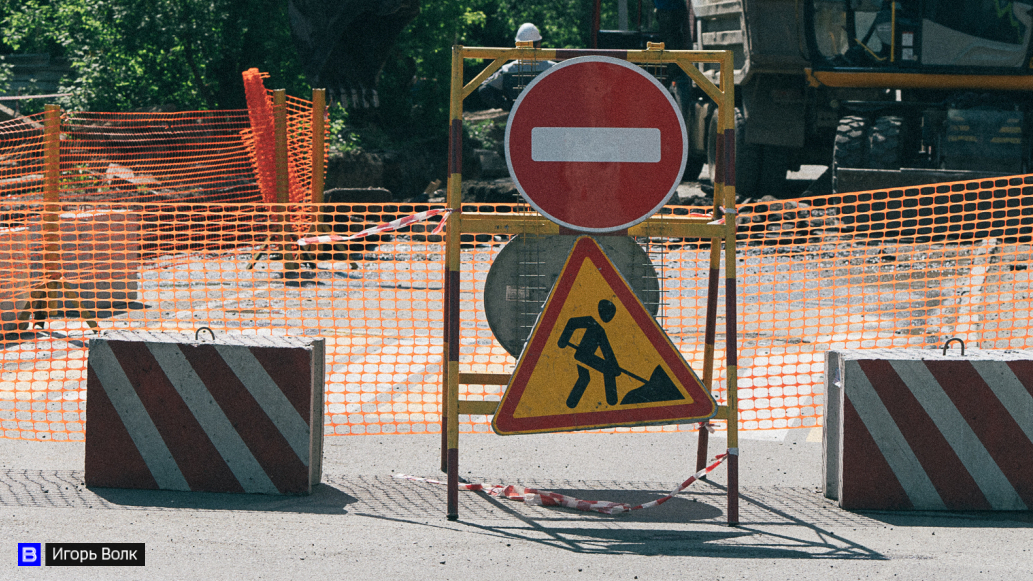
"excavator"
287,0,420,109
293,0,1033,196
695,0,1033,194
596,0,1033,195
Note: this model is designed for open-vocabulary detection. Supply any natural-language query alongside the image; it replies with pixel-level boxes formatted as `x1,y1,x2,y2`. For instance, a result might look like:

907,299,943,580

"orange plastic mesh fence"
3,109,1033,440
283,92,317,206
241,68,277,203
240,69,318,208
3,179,1033,440
0,113,46,199
53,110,264,205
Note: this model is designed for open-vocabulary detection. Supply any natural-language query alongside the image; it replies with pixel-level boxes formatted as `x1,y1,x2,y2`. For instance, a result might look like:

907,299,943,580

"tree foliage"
0,0,306,112
374,0,596,139
0,0,631,145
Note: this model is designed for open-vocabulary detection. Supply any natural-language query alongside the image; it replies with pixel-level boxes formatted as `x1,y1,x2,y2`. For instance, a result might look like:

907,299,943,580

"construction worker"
558,300,622,408
478,23,556,111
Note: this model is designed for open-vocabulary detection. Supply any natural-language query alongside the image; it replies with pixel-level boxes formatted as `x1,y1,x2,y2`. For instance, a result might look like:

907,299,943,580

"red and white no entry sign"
504,56,687,232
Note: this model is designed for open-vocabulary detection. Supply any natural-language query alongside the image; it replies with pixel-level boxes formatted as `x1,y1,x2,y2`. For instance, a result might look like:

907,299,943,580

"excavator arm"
288,0,420,108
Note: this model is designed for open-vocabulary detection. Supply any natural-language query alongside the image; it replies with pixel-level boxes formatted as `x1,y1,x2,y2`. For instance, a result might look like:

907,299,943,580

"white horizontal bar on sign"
531,127,661,163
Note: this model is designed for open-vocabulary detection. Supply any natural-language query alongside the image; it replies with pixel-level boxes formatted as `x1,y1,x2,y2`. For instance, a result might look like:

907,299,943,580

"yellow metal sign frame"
442,42,741,524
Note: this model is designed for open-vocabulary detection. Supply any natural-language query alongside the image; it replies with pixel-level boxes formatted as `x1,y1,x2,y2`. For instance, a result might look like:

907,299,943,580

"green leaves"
0,0,305,112
0,0,599,148
372,0,592,140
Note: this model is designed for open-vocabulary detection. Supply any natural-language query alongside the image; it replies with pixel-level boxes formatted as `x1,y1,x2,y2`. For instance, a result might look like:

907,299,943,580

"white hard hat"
515,23,542,42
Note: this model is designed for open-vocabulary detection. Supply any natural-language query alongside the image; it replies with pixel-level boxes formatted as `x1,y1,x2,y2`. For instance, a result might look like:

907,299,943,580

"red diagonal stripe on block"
840,394,912,510
248,346,313,421
84,362,159,490
107,340,244,493
857,359,991,510
1005,360,1033,399
927,360,1033,504
179,344,309,494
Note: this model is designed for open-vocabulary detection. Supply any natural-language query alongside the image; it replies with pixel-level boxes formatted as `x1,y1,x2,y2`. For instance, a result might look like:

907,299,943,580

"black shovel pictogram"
618,365,686,405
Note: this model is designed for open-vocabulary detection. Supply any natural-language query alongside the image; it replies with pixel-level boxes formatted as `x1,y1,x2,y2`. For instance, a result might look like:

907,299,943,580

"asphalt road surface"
3,428,1032,580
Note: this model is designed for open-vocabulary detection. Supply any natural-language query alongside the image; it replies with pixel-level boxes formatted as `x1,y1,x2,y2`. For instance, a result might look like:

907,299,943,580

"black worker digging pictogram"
557,299,685,409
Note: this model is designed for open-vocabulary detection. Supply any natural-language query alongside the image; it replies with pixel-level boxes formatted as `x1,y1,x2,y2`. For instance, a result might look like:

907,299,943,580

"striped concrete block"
85,331,325,495
825,348,1033,511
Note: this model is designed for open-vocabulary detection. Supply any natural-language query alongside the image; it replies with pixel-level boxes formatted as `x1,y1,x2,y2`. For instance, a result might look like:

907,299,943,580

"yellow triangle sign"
493,236,717,435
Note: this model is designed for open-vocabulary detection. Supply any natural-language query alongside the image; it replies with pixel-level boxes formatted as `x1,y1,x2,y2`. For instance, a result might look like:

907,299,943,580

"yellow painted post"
719,50,740,526
273,89,297,270
697,154,722,473
444,44,464,520
692,45,723,475
311,88,326,204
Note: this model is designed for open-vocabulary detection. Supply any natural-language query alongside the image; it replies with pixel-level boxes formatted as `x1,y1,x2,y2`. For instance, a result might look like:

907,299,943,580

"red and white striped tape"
395,453,727,515
297,208,453,247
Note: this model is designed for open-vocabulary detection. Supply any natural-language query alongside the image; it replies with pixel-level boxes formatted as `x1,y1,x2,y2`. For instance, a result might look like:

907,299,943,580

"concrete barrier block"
825,348,1033,511
85,331,325,495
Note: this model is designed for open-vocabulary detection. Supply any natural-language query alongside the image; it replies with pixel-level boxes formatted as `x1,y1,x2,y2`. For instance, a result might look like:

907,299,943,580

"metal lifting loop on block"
195,326,215,341
942,337,965,356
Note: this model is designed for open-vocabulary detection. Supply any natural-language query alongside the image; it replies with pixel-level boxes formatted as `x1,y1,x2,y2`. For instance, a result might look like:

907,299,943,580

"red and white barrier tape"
297,208,453,247
395,453,728,515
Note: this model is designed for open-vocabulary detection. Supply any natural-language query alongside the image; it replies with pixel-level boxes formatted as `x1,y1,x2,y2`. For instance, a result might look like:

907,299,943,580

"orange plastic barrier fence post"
21,105,100,332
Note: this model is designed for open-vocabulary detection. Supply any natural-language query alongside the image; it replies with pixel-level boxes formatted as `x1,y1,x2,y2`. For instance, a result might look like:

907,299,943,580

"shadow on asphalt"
87,481,358,514
351,478,886,559
854,510,1033,528
479,489,725,524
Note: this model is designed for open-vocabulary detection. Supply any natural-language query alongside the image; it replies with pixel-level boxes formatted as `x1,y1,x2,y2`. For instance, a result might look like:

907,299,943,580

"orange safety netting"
240,68,317,210
241,68,278,203
0,112,46,200
283,92,317,206
2,104,1033,440
57,110,262,205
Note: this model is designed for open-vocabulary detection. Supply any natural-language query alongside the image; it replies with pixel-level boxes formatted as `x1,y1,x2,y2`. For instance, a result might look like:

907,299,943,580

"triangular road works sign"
493,236,717,435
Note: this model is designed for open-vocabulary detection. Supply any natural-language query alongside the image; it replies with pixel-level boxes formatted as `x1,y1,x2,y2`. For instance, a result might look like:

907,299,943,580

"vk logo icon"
18,543,41,566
